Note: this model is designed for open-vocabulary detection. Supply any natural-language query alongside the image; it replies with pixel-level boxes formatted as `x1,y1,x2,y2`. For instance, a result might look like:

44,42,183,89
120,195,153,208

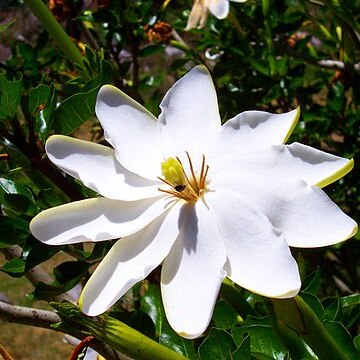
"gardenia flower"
186,0,248,30
30,66,357,339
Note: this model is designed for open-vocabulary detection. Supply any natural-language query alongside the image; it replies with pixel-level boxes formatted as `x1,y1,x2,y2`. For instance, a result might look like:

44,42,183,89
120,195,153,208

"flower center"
158,152,209,202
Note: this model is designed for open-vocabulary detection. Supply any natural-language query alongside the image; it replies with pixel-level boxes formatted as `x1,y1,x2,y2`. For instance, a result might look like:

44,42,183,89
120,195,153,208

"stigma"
158,152,209,202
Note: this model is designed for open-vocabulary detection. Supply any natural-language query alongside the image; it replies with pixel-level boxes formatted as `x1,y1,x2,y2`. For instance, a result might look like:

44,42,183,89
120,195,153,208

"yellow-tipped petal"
282,106,301,144
315,158,354,188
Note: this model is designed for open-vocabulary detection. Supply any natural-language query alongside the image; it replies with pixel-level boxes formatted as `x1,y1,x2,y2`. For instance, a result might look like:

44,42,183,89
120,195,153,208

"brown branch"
2,245,77,303
0,301,122,359
0,300,61,328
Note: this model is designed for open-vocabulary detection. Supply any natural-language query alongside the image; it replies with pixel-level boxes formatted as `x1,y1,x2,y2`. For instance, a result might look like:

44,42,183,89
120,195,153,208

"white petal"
230,0,248,2
210,142,353,188
207,108,299,156
208,0,229,19
80,204,181,316
158,66,221,158
45,135,160,201
95,85,162,179
271,184,357,248
206,190,301,298
30,196,170,245
213,174,357,248
186,0,208,30
161,201,227,339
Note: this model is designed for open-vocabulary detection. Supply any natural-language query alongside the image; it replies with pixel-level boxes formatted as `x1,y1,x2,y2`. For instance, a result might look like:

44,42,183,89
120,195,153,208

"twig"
0,300,61,328
2,245,77,303
0,301,122,359
317,59,360,72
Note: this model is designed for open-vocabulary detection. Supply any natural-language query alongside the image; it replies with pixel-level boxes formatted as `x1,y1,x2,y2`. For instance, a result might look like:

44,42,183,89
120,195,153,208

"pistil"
158,152,209,202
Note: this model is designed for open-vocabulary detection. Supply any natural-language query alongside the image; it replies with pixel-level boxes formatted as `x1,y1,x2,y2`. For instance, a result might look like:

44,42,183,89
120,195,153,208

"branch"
2,245,77,303
0,301,123,360
317,59,360,72
0,300,60,328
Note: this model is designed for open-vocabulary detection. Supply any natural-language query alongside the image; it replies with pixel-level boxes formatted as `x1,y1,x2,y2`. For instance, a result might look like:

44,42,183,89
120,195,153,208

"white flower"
186,0,248,30
30,66,357,339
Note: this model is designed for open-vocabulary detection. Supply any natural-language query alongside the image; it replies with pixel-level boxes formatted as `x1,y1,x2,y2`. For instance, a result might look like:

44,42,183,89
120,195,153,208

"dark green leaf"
300,292,324,320
23,237,60,272
212,299,239,329
198,329,237,360
33,261,90,300
141,283,196,359
231,332,251,360
232,324,286,359
301,269,322,296
28,84,51,116
112,310,155,339
139,44,165,57
323,320,360,360
322,297,342,322
0,178,38,215
0,72,23,119
0,216,29,247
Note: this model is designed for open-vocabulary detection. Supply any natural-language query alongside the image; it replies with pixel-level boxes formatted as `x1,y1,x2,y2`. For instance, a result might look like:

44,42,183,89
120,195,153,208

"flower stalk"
24,0,84,69
52,302,187,360
270,296,349,360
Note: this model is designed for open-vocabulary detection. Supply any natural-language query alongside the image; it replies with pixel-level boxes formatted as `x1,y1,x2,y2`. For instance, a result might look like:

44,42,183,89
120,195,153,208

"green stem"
24,0,84,67
266,300,314,360
270,296,350,360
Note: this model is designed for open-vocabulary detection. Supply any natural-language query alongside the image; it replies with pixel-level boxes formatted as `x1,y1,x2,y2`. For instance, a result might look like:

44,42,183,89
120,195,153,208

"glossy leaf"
52,85,98,135
323,320,360,360
212,299,239,329
232,324,286,359
198,328,237,360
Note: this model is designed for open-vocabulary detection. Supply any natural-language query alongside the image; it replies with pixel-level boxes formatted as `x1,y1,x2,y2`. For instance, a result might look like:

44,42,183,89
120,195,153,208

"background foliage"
0,0,359,359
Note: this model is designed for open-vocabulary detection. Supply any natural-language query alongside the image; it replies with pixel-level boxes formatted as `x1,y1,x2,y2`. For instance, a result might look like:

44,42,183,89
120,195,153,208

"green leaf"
23,237,60,272
232,324,286,359
198,329,237,360
28,84,51,116
322,297,342,322
35,85,57,141
0,19,15,33
323,321,360,360
52,83,98,135
300,292,324,320
0,178,38,215
139,44,165,57
0,258,25,277
231,333,251,360
112,310,155,339
141,282,165,335
0,216,29,248
141,283,196,359
0,73,23,119
212,299,239,329
32,261,90,300
301,269,322,296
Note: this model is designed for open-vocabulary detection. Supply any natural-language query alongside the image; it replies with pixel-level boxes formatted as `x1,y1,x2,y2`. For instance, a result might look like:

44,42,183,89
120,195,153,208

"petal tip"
315,157,354,188
282,106,301,144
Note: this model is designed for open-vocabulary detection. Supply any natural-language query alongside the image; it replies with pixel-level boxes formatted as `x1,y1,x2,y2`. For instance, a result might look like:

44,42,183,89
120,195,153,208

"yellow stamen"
158,153,209,202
